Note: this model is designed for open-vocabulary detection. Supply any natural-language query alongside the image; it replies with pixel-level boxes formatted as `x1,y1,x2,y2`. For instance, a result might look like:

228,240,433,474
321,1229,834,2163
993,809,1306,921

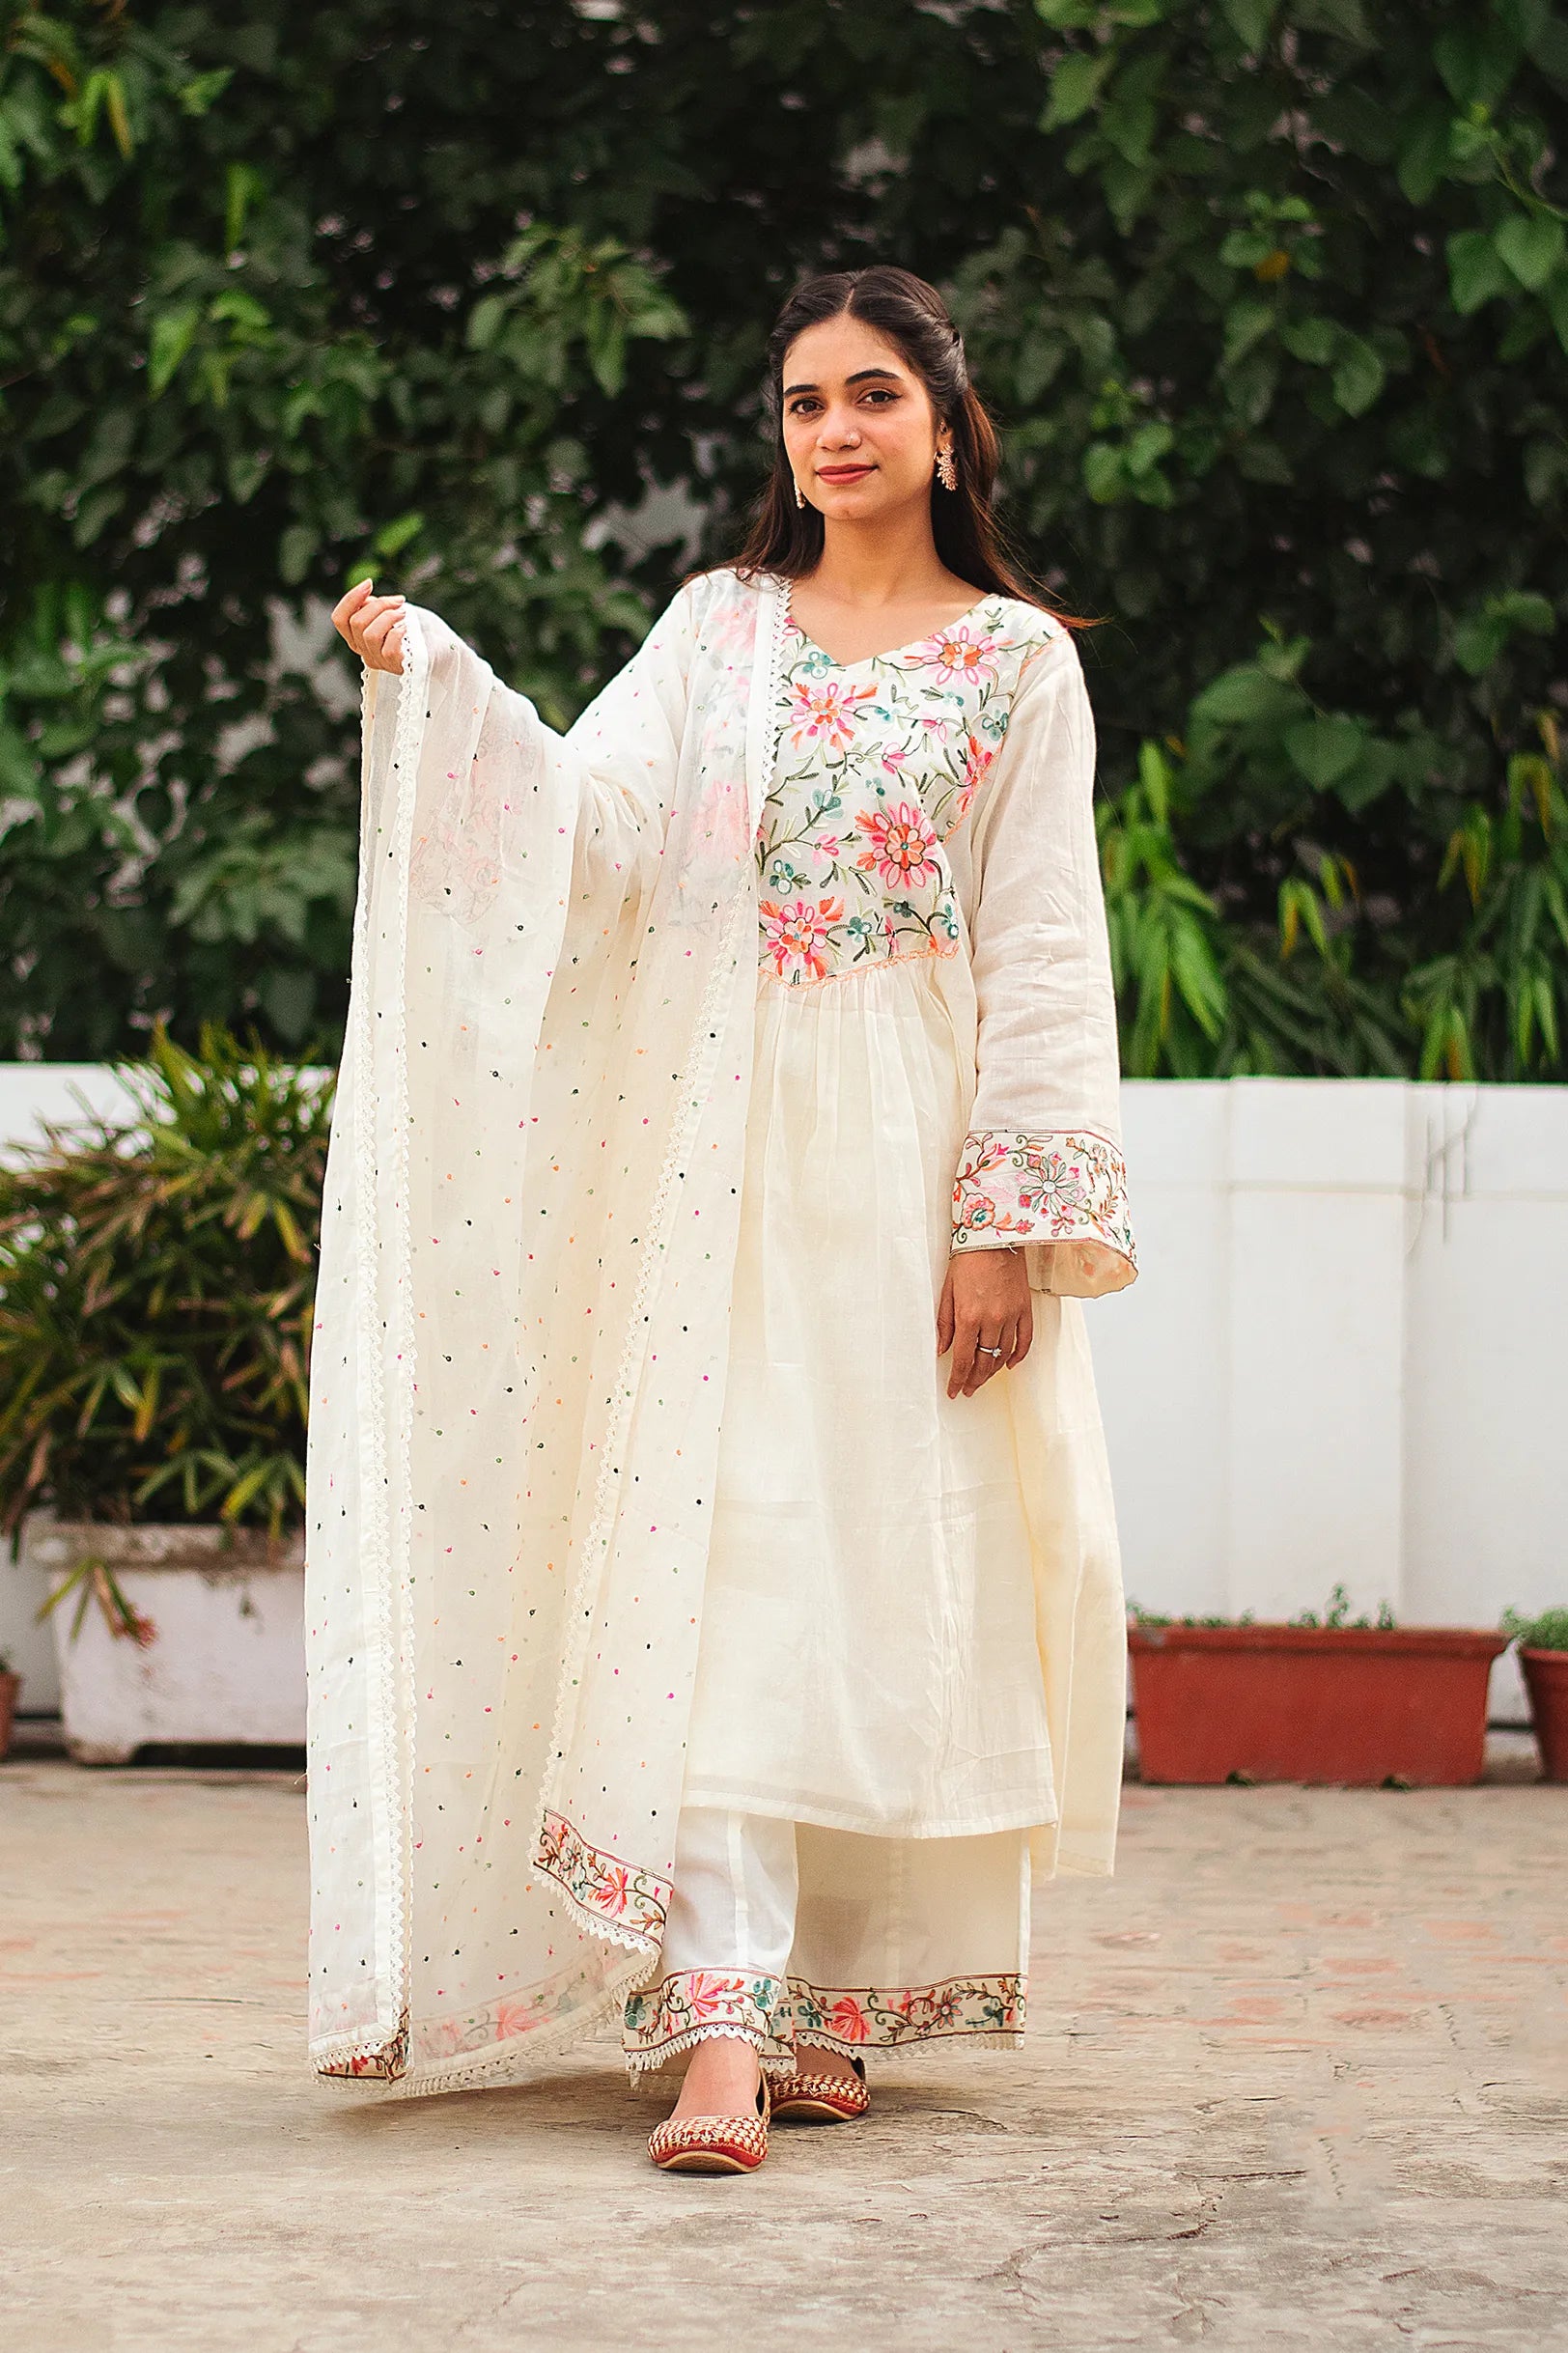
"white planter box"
24,1519,305,1763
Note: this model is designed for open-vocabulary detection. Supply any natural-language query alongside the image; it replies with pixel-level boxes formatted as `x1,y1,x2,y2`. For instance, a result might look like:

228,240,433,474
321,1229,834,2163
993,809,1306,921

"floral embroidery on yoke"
756,596,1057,987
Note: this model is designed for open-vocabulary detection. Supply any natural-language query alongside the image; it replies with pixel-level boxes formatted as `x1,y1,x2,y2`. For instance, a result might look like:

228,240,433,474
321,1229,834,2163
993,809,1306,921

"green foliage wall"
2,0,1565,1077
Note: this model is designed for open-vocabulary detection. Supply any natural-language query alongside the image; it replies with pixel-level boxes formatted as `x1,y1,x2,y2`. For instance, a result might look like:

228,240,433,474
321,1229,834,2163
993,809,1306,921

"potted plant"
0,1651,18,1758
1128,1586,1508,1788
0,1024,329,1764
1502,1608,1568,1783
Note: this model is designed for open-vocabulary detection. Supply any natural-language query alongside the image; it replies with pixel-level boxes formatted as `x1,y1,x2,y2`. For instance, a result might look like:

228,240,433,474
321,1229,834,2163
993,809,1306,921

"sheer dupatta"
306,572,784,2090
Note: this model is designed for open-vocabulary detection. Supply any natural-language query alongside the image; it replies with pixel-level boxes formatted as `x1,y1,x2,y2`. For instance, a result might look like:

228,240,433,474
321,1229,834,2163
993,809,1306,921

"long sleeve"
950,630,1136,1298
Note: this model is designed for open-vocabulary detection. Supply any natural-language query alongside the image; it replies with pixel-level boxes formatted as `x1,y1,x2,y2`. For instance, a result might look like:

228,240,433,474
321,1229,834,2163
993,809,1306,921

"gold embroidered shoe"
768,2053,870,2123
648,2073,770,2174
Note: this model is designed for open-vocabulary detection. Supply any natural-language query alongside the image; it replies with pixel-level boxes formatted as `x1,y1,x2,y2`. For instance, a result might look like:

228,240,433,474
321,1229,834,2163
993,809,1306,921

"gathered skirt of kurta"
681,952,1057,1838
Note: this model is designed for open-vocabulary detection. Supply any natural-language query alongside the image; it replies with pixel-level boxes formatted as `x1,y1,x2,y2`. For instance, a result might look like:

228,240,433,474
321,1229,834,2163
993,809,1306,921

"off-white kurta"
304,565,1134,2097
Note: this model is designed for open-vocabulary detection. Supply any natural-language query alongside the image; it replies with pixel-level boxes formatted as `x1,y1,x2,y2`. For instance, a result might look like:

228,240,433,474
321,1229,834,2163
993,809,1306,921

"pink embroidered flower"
789,677,875,751
493,1997,543,2040
597,1862,631,1915
760,895,845,981
854,800,941,890
682,1970,757,2021
924,625,1001,686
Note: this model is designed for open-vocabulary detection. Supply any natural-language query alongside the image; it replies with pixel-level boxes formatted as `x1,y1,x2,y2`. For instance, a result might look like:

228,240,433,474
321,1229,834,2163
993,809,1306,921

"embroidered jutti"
305,565,1135,2097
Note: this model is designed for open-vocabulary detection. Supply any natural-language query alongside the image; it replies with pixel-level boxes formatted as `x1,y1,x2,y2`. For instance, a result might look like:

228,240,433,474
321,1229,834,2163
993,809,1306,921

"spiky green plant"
0,1022,332,1539
1502,1607,1568,1654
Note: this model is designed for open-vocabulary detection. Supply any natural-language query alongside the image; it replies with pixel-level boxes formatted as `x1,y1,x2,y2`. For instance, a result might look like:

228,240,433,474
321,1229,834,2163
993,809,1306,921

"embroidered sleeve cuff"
950,1128,1137,1297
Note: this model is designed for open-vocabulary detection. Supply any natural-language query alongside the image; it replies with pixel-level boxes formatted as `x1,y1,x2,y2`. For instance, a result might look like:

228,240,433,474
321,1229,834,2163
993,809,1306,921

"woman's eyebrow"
781,367,907,398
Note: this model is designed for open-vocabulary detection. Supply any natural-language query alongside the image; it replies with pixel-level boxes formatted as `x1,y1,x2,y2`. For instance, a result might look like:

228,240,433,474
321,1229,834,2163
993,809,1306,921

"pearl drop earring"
794,479,805,509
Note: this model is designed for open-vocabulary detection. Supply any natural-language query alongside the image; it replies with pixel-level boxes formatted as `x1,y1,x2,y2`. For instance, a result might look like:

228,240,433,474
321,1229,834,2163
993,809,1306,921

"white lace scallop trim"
336,616,432,2081
624,2022,769,2079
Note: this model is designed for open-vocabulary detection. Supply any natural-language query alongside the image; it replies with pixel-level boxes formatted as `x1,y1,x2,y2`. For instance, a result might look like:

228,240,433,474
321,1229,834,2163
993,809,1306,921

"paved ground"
3,1752,1565,2353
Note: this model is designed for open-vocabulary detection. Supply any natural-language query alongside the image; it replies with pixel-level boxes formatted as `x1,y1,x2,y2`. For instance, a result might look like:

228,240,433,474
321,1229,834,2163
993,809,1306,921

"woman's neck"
808,509,967,611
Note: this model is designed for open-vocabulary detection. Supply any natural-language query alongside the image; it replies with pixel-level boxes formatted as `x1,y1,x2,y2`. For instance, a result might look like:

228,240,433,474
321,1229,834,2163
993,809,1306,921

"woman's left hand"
937,1248,1033,1398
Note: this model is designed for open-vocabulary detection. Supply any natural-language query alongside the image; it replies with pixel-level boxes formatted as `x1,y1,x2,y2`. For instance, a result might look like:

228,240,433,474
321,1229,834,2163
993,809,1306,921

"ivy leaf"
373,512,425,560
1452,591,1555,674
148,303,202,398
1446,229,1512,314
1081,443,1124,502
1191,666,1302,728
1330,333,1385,414
1041,51,1111,131
278,524,318,586
1219,0,1276,47
1279,316,1336,366
1494,211,1566,292
1220,299,1274,371
1395,103,1454,205
1284,715,1365,789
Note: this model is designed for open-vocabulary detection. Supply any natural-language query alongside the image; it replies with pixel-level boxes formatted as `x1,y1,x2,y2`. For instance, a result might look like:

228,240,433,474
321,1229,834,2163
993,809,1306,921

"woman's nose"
815,403,862,447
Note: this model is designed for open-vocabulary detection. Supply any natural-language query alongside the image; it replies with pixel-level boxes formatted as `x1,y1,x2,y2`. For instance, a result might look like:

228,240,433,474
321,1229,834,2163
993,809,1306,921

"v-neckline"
778,576,996,675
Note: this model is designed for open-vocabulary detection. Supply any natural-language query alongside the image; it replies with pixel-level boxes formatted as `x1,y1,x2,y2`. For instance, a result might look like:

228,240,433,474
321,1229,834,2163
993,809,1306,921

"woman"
309,266,1135,2174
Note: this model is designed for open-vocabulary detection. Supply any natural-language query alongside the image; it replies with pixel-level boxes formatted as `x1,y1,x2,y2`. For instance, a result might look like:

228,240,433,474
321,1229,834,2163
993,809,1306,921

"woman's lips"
817,464,874,483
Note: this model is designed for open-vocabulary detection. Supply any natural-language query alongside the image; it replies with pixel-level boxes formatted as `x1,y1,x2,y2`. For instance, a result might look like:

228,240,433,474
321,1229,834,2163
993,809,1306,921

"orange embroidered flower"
854,800,941,890
824,1996,872,2042
924,625,1000,686
759,895,845,980
789,677,875,751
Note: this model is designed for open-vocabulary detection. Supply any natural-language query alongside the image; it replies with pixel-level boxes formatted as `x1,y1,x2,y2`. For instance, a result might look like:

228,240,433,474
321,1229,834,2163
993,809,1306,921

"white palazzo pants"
658,1808,798,2030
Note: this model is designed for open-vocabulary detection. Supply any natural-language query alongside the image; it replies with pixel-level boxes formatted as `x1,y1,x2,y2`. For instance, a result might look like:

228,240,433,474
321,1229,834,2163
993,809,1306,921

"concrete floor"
3,1755,1565,2353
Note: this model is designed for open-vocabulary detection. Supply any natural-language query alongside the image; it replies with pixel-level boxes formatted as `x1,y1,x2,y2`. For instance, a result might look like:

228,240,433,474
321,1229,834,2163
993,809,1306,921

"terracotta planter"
1128,1623,1508,1787
23,1518,305,1765
1520,1648,1568,1783
0,1668,19,1759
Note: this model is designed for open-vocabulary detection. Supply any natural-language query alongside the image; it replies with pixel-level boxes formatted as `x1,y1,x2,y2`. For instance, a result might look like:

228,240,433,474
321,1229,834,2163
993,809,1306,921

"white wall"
3,1072,1564,1719
1094,1078,1568,1722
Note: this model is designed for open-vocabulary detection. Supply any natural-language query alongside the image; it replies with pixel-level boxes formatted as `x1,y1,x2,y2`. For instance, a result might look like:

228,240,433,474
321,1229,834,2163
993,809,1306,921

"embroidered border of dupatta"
535,1810,672,1947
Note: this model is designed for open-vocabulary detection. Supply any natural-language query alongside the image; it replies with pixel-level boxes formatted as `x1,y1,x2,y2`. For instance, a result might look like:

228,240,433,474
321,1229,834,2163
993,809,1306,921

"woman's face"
779,314,950,524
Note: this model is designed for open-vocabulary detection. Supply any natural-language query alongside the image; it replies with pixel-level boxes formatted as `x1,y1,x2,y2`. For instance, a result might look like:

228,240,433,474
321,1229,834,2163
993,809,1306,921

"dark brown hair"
729,266,1093,630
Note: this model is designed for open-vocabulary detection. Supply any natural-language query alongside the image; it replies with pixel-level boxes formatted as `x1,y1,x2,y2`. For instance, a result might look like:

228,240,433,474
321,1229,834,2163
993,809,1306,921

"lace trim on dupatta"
314,626,431,2087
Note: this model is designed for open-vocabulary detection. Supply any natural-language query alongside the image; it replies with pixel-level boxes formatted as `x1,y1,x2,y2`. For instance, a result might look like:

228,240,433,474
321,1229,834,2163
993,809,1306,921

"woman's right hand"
332,578,406,674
